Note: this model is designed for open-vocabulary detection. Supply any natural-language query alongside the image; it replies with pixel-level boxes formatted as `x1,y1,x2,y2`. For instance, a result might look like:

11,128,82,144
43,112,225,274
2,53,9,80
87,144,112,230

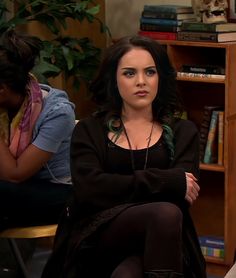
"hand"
185,172,200,205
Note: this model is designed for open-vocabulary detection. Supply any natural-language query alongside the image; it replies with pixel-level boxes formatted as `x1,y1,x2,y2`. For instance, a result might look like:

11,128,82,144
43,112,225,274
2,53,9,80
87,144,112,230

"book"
141,10,196,21
218,111,224,165
138,30,177,41
200,246,225,258
199,106,222,162
143,5,193,14
140,17,183,27
203,110,220,164
181,22,236,33
140,23,181,32
199,236,225,258
199,236,225,248
181,64,225,75
177,72,225,81
177,31,236,42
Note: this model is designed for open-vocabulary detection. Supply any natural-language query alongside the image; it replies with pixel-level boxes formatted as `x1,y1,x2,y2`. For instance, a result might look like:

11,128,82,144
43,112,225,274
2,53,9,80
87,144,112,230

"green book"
181,22,236,32
143,5,193,14
203,110,220,164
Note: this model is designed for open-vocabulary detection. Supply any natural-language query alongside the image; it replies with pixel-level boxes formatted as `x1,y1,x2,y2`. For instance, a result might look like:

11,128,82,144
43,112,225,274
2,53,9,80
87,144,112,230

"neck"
121,108,153,123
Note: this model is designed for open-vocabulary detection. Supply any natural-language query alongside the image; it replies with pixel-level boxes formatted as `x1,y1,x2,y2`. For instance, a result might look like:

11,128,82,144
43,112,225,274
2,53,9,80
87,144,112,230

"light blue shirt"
32,84,75,181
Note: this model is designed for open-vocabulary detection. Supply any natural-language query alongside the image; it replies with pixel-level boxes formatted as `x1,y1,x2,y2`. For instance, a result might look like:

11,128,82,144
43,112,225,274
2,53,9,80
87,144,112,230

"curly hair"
89,35,183,160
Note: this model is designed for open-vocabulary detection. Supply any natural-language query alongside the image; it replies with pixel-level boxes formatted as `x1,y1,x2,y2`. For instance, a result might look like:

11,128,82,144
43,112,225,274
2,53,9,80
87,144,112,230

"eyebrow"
120,66,156,70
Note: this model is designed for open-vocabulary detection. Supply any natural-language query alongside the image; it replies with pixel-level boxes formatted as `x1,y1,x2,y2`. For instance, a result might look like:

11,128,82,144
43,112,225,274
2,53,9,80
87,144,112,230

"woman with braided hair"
42,35,206,278
0,29,75,229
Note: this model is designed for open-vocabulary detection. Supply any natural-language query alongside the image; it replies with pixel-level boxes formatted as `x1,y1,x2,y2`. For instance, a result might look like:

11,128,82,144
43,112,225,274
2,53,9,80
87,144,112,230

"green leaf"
62,46,74,71
86,5,100,15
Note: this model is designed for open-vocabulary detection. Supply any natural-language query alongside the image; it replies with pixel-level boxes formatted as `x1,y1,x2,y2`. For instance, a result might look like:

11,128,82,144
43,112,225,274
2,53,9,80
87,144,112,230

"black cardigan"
42,113,206,278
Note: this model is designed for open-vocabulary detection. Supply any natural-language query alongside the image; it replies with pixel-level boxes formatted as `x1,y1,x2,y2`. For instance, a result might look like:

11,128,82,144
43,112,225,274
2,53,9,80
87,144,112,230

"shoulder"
75,113,106,132
34,85,75,134
39,84,75,122
72,114,106,142
173,118,198,136
40,84,75,114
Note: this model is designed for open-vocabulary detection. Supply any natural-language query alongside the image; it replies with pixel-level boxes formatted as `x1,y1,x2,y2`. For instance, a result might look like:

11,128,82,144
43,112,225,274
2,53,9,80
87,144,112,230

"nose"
136,73,146,87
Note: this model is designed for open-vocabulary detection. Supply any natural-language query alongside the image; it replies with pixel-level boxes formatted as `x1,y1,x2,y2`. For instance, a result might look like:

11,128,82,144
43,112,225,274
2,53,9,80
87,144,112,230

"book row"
199,107,224,165
199,236,225,259
139,5,236,42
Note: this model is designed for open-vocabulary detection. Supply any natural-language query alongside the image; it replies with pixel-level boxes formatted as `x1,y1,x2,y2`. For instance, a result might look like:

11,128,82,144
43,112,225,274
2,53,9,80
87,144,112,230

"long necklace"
121,120,154,171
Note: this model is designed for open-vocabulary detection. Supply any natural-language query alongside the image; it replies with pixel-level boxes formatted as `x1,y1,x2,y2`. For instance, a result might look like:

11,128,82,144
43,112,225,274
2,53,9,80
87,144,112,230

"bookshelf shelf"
206,256,225,264
162,40,236,276
200,163,225,172
176,75,225,84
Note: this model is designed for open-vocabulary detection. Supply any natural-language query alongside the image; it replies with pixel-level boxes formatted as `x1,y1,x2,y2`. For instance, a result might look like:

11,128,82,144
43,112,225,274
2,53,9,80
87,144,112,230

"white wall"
106,0,191,38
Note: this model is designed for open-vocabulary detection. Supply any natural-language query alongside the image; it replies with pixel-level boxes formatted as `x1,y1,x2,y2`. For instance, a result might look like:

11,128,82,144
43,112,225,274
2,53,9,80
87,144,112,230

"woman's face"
116,47,159,113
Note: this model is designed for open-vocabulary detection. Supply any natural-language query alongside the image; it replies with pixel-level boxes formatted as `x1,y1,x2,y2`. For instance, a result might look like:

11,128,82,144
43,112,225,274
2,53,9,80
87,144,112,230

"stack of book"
198,105,224,165
138,5,196,41
177,64,226,81
199,236,225,259
178,21,236,42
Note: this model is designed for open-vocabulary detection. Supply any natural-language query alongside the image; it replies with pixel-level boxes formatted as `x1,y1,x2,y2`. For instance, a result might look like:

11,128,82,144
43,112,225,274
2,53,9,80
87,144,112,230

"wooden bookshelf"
160,40,236,276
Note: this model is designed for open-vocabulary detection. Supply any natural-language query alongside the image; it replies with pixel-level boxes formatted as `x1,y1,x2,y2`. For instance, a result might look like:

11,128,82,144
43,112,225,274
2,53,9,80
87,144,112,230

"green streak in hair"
162,124,174,161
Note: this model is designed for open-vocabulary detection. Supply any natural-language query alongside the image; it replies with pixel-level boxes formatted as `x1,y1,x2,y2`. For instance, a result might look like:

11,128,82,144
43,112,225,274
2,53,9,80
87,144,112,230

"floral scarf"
0,74,43,158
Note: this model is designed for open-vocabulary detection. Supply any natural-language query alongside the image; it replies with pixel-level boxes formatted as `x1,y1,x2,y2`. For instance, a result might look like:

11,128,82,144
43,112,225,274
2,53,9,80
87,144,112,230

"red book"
138,30,177,40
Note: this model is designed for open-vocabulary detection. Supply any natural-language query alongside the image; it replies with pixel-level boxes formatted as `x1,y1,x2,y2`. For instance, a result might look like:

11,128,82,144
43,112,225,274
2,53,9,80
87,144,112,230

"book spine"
199,236,225,248
143,5,192,14
140,23,180,32
218,111,224,165
140,17,182,27
181,65,225,75
142,10,178,20
177,72,225,80
203,110,220,164
181,23,215,32
200,246,224,258
199,107,216,162
138,30,177,41
177,31,217,42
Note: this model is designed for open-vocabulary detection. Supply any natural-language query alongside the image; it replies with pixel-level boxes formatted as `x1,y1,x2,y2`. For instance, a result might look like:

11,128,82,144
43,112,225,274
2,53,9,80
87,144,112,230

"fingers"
185,172,200,205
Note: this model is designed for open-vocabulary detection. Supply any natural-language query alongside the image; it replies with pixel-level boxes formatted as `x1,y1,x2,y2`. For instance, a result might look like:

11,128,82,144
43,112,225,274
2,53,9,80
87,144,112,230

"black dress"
42,114,206,278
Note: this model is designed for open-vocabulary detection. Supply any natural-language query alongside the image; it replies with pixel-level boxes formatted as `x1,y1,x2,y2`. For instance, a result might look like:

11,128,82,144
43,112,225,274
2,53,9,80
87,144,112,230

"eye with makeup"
146,67,157,76
122,69,135,78
122,67,157,78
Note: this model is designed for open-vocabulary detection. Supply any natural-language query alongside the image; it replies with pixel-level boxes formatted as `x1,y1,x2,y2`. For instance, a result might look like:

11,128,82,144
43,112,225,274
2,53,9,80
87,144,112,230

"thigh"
97,202,175,253
0,179,72,227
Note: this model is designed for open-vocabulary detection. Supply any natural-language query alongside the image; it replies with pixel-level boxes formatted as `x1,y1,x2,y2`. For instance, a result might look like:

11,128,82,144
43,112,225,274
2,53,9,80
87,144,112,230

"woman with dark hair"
42,35,206,278
0,29,75,228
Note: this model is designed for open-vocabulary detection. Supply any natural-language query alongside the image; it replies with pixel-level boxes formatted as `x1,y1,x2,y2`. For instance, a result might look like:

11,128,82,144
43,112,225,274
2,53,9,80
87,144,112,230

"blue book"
143,5,193,14
203,110,220,164
199,236,224,248
140,17,182,27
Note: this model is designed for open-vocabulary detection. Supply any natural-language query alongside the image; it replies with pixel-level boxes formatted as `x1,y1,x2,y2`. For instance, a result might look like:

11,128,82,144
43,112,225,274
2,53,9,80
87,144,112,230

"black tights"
95,202,183,278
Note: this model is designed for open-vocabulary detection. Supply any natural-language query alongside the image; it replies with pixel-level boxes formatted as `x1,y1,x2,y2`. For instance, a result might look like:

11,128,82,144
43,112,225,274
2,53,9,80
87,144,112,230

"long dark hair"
0,29,42,94
90,35,183,123
90,35,183,159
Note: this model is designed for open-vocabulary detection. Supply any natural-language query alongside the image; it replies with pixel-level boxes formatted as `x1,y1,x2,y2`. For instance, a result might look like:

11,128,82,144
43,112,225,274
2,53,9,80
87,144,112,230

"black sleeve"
70,118,199,214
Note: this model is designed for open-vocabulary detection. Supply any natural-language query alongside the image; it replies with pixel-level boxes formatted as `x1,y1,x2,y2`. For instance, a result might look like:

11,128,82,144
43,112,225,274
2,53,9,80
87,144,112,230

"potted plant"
0,0,109,92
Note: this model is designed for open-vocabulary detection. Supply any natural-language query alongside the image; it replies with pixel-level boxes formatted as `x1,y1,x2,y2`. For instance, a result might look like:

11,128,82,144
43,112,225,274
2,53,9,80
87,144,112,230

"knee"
148,202,183,233
111,256,143,278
